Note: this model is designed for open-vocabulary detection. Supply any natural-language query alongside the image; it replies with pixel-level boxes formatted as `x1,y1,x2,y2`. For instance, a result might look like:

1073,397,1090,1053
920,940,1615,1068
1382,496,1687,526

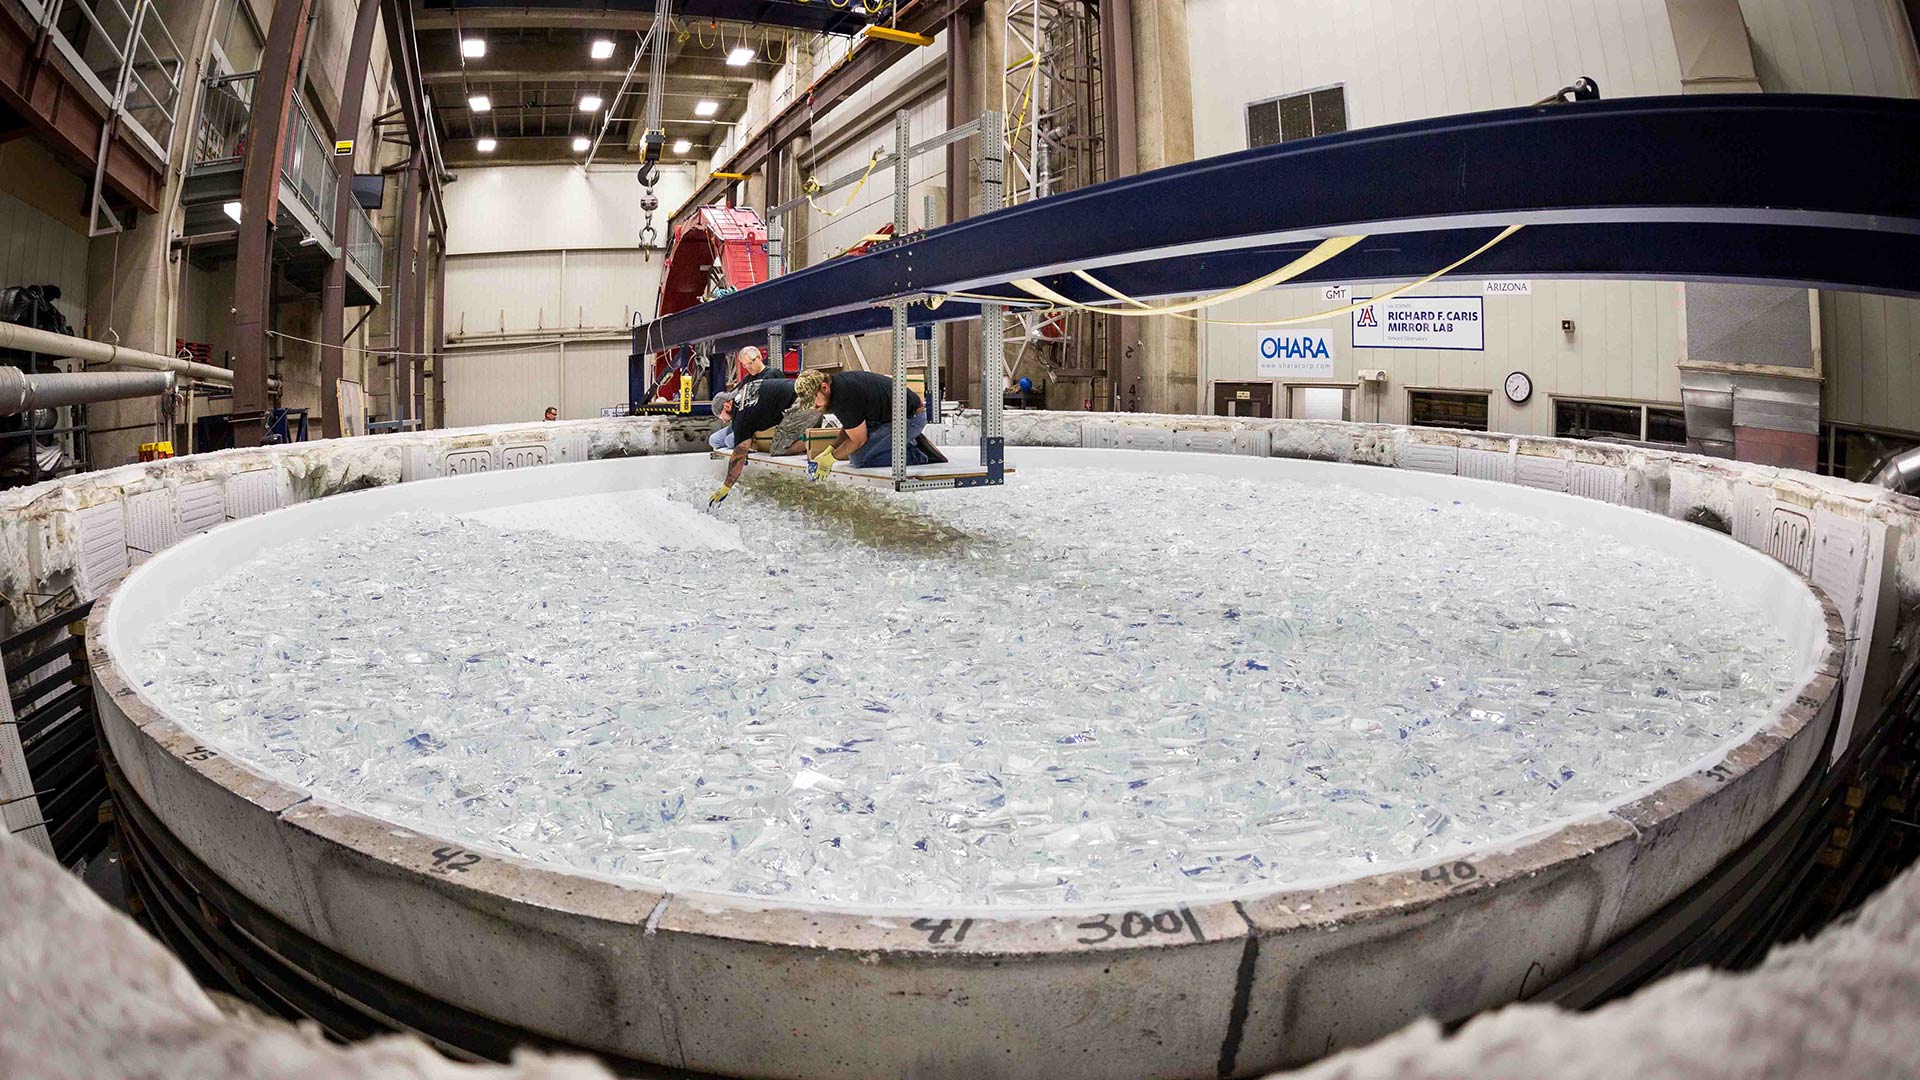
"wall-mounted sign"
334,139,354,156
1352,296,1484,351
1257,330,1335,376
1483,279,1532,296
1317,283,1351,304
1235,389,1251,400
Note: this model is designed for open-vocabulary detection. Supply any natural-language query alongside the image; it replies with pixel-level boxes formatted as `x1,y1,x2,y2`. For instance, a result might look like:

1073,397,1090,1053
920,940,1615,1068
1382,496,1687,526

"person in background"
792,369,933,482
543,406,558,422
733,345,769,385
708,391,737,451
708,377,821,509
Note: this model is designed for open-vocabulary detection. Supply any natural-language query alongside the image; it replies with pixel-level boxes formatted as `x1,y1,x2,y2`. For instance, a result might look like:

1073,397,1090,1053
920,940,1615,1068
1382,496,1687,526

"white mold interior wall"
0,408,1916,905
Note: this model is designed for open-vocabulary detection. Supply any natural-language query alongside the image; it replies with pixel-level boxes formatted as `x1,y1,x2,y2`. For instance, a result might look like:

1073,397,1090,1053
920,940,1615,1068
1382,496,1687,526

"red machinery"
642,206,769,405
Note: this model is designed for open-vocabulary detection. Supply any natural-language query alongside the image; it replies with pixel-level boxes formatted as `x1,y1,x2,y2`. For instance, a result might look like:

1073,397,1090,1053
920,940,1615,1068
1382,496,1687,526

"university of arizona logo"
1356,305,1379,328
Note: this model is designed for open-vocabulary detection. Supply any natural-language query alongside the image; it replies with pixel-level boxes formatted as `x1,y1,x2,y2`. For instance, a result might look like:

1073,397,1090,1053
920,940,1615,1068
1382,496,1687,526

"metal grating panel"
1117,428,1172,451
1811,511,1869,632
176,481,226,536
123,490,179,566
444,449,494,476
1400,444,1458,475
1568,462,1627,504
1767,507,1814,575
1080,424,1120,449
401,447,434,482
1231,429,1272,457
552,431,591,463
226,471,288,519
1457,447,1513,483
1733,486,1772,549
75,503,129,599
499,444,549,470
1172,431,1234,455
1514,455,1570,492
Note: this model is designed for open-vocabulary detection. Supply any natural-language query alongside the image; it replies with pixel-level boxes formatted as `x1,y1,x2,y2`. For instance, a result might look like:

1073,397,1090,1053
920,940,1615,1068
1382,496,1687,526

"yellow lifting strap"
1006,225,1523,326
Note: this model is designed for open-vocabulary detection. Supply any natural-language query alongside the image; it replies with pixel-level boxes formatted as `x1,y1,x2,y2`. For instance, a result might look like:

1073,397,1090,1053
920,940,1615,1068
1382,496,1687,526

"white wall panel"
558,341,631,419
1739,0,1919,96
0,191,88,329
445,347,561,428
446,252,563,335
565,248,656,328
444,164,696,255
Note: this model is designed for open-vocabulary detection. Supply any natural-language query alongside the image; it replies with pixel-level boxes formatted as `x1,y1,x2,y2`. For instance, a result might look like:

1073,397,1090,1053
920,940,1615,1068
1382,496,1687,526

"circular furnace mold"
91,448,1845,1079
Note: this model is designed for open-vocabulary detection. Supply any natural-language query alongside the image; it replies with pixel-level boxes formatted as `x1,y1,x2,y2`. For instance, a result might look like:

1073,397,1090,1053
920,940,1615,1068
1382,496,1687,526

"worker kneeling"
707,376,821,508
793,369,932,481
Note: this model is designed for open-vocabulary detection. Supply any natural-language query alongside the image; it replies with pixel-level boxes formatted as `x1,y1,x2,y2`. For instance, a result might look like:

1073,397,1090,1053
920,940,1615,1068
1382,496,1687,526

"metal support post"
889,108,912,487
977,109,1006,484
766,215,784,379
924,191,943,422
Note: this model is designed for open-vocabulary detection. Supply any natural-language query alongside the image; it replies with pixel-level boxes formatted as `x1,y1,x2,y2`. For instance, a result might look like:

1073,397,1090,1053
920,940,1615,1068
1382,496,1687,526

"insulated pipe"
1870,445,1920,495
0,322,233,383
0,367,172,416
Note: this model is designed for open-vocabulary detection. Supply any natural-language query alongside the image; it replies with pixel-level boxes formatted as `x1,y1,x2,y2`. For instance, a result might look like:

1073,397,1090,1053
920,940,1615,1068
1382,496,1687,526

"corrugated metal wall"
1187,0,1920,436
0,190,89,330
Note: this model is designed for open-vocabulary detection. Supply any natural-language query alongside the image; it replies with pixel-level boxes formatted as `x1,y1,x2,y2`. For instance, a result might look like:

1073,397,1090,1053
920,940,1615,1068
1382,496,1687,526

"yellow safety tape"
1013,235,1365,315
1004,225,1521,325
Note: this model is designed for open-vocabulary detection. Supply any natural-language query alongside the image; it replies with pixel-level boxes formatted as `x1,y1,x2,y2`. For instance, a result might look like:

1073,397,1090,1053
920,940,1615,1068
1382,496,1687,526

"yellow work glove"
707,484,732,510
808,448,838,482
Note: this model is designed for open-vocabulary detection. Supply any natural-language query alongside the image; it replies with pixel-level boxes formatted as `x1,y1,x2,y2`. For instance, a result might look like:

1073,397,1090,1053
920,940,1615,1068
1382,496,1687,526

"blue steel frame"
634,94,1920,358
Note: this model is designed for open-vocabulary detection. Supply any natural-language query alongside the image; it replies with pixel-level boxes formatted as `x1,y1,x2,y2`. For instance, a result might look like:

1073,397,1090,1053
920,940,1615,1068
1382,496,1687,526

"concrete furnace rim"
87,451,1847,948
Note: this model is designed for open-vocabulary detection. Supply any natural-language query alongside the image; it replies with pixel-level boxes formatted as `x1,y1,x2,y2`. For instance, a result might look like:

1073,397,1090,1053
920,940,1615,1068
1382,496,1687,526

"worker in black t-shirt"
792,369,931,481
707,377,821,508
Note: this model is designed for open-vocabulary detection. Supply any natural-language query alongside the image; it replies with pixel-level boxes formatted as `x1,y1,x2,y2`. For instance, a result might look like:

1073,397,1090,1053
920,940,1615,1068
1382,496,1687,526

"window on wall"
1554,399,1687,446
1289,385,1351,421
1409,390,1488,431
1819,423,1920,482
1247,85,1347,149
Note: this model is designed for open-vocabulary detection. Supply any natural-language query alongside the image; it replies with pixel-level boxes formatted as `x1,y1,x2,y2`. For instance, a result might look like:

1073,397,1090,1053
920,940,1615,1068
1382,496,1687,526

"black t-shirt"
730,377,798,442
827,371,921,432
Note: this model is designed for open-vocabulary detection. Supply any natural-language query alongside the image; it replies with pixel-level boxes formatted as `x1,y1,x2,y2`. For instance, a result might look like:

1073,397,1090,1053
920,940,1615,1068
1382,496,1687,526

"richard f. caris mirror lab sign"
1257,330,1335,376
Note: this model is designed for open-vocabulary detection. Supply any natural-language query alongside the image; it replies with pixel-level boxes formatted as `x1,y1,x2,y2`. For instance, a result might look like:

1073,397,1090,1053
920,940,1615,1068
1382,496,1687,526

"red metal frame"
647,205,768,402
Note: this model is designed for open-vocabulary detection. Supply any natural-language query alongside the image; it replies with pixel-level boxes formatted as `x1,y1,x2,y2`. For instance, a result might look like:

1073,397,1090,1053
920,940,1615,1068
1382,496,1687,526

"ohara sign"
1258,330,1335,376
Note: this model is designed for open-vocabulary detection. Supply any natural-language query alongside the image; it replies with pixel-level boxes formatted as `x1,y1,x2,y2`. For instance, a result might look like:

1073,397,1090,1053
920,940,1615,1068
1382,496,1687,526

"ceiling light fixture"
467,94,491,112
477,137,497,152
572,136,591,152
578,94,603,112
222,201,242,223
461,36,486,58
672,138,691,154
693,99,719,118
726,46,755,66
590,38,615,59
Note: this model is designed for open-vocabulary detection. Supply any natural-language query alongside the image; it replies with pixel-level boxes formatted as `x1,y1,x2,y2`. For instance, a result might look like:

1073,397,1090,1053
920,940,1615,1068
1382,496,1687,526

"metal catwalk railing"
345,202,383,287
281,93,337,226
191,70,254,166
190,72,347,250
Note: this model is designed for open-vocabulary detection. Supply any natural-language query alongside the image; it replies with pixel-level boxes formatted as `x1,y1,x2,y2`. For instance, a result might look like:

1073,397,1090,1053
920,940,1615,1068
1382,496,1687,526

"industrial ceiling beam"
416,0,888,35
418,44,777,84
670,0,984,229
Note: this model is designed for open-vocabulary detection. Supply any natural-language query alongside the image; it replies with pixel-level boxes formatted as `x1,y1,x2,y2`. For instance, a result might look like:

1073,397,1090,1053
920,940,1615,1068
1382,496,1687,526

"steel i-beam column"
320,0,381,438
1099,0,1138,410
229,0,316,447
390,152,418,425
944,7,975,408
432,241,446,428
411,168,428,424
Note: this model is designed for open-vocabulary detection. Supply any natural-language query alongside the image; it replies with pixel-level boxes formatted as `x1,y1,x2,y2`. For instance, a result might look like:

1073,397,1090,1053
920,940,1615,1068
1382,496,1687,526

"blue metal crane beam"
697,223,1920,353
635,93,1920,356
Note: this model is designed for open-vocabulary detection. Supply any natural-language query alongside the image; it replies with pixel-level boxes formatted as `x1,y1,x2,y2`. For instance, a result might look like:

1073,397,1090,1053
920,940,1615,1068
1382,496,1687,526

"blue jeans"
708,426,735,452
849,410,928,469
